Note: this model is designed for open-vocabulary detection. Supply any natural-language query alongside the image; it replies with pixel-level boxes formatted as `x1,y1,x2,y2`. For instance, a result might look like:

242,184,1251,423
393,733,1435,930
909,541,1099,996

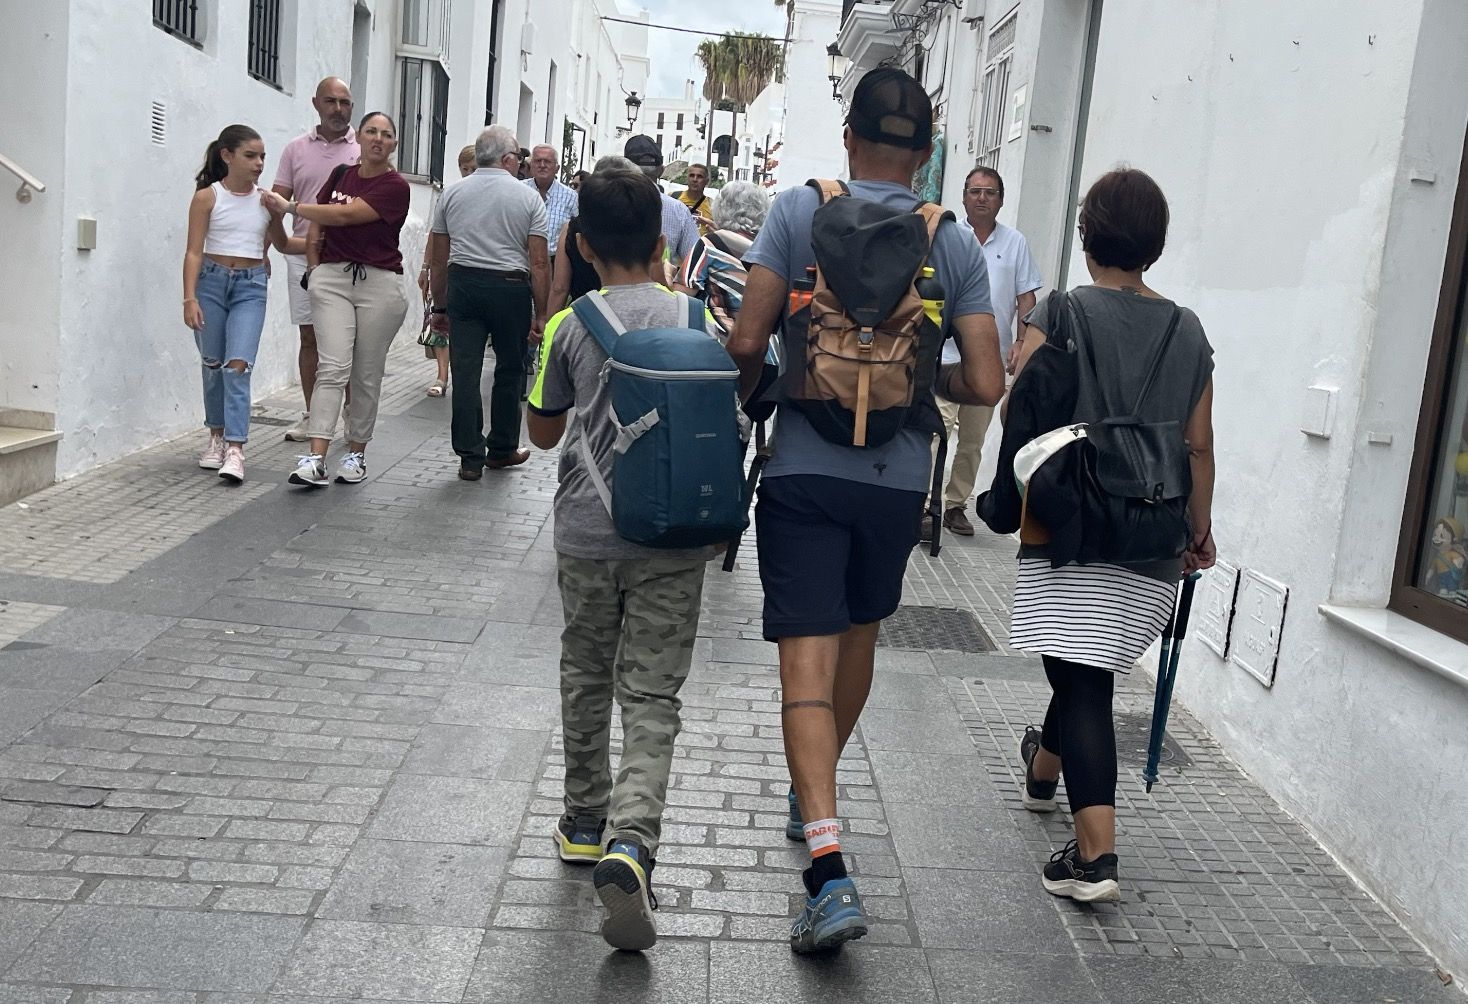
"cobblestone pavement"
0,350,1459,1003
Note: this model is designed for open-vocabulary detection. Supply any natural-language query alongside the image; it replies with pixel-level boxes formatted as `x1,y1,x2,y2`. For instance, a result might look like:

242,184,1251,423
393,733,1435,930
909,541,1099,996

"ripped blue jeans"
194,260,268,443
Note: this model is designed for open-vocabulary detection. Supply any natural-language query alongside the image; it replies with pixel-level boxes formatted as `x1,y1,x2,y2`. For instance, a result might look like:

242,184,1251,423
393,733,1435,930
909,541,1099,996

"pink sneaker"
199,431,225,470
219,443,245,484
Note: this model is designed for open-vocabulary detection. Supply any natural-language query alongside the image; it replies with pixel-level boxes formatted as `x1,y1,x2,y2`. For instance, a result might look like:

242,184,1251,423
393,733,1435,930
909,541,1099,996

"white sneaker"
335,452,367,484
198,431,225,470
218,444,245,484
288,454,329,487
283,413,311,442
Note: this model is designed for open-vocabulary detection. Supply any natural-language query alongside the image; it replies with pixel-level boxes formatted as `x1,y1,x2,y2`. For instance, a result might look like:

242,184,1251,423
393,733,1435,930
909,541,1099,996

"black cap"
846,67,933,151
623,134,663,167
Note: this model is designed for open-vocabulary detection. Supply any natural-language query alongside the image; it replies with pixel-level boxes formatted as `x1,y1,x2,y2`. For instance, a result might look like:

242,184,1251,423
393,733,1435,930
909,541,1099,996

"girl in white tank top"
181,124,297,483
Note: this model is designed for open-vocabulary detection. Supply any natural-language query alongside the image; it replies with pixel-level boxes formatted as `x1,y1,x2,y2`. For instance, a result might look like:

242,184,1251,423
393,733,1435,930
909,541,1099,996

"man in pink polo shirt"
271,76,360,441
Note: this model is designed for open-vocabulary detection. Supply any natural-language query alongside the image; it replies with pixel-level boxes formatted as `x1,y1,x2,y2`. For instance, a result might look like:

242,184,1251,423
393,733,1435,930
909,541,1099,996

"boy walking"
526,170,713,952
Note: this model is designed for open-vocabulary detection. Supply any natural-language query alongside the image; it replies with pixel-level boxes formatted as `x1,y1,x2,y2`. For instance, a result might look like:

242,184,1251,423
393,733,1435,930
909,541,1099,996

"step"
0,426,62,455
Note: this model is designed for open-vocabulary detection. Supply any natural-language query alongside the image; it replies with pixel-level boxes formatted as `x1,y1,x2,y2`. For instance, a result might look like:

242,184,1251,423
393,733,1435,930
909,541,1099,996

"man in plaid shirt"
524,145,579,256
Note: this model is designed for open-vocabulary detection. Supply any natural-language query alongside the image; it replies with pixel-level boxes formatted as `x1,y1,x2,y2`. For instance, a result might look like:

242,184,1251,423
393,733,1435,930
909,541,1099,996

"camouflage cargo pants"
556,554,706,855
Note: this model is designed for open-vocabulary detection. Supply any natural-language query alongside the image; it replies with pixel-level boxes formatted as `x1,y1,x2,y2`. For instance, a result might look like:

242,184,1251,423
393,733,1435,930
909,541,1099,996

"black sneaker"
593,838,659,951
1042,839,1120,903
1019,726,1059,812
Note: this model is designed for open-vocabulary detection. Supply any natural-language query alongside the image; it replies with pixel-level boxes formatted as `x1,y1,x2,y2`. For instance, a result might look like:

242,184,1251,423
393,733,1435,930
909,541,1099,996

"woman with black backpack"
997,167,1216,904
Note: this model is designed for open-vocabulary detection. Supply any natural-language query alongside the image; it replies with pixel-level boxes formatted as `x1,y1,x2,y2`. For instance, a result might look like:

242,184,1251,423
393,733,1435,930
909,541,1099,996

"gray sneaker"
786,786,804,841
283,414,311,442
335,452,367,484
1020,726,1059,812
288,454,328,488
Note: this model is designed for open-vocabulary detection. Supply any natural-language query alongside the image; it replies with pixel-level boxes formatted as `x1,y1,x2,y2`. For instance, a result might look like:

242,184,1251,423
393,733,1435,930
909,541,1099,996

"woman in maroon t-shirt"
263,111,411,488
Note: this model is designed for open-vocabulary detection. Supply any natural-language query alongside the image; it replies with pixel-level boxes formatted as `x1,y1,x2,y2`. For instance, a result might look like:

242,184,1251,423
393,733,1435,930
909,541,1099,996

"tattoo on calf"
782,700,834,712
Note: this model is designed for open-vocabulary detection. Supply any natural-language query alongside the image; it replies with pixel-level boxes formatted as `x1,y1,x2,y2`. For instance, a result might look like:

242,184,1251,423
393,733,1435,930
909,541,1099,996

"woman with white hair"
675,180,770,334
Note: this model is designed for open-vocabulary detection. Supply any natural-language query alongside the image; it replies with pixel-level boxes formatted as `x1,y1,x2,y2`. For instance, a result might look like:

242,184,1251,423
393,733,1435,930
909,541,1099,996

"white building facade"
641,84,701,168
0,0,645,499
838,0,1468,976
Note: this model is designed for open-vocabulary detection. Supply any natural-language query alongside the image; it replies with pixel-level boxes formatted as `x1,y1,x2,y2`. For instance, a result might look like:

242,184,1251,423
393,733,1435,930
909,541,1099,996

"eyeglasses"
965,186,1001,198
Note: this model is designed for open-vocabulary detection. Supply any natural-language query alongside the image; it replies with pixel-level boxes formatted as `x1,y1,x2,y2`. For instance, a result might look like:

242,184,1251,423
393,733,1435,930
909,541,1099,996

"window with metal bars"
399,57,450,184
154,0,201,47
976,12,1017,169
248,0,283,88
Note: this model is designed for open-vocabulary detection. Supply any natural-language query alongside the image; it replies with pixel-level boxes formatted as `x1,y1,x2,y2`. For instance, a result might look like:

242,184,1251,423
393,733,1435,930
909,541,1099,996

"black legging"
1039,655,1117,812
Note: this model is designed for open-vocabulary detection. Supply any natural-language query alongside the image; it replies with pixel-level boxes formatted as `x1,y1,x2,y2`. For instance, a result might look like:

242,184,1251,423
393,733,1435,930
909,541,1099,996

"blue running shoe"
593,839,658,951
790,875,868,954
553,813,606,864
786,785,804,841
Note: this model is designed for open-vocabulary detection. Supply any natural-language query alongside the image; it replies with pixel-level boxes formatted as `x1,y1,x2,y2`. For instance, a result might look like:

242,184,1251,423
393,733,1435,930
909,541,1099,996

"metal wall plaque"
1195,560,1240,660
1229,569,1289,688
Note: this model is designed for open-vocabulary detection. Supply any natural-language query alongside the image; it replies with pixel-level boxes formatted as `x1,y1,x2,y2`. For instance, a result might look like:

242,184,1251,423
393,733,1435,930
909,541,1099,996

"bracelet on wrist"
183,297,198,305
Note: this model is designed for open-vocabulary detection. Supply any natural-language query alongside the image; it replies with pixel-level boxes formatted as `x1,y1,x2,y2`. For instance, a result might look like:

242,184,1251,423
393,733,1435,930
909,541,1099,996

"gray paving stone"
317,840,510,927
88,878,212,907
857,708,972,754
1289,963,1457,1004
1083,956,1204,1003
904,866,1072,953
0,689,71,746
214,888,316,915
272,920,481,1002
19,609,176,655
430,685,559,730
463,930,709,1003
0,983,72,1004
8,905,303,990
884,801,1031,871
0,901,62,971
369,777,529,846
335,611,480,645
402,725,551,786
706,941,937,1004
928,949,1103,1003
0,876,83,900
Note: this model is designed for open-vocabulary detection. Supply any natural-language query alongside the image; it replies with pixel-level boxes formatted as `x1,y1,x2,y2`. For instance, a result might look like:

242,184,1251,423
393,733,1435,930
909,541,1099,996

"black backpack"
1010,293,1193,566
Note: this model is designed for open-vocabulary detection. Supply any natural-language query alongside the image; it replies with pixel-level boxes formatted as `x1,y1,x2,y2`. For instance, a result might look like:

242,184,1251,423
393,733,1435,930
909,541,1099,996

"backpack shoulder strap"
913,202,952,247
1130,307,1183,413
806,178,850,204
681,292,707,332
571,292,626,358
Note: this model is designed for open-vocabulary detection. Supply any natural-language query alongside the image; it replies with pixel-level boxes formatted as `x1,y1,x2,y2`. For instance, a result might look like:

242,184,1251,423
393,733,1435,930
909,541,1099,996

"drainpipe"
1056,0,1104,286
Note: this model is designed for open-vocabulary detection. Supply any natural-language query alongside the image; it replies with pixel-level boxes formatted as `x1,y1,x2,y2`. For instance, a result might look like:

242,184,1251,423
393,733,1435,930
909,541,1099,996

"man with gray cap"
623,135,699,270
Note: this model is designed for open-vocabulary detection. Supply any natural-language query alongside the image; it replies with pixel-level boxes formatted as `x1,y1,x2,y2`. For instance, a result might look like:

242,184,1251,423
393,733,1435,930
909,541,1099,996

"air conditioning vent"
150,101,167,146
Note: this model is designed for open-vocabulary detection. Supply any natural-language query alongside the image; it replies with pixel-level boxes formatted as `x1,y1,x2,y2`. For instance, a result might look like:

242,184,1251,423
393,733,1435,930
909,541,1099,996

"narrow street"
0,339,1454,1003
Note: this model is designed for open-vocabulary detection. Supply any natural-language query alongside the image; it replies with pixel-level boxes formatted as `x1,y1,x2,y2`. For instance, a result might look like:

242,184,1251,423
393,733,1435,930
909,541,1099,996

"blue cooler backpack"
570,291,750,548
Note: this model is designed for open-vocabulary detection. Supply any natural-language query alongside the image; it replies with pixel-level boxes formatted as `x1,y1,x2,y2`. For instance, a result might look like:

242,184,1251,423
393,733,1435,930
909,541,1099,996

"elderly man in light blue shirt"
523,144,578,256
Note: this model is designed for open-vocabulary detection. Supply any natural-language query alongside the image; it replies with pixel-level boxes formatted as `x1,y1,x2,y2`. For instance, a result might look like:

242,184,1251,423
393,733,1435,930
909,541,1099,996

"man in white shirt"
933,166,1044,536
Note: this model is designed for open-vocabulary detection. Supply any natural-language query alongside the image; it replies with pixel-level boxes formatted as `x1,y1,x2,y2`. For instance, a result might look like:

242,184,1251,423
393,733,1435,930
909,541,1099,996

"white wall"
1075,0,1468,975
51,0,356,474
776,0,846,191
0,0,69,425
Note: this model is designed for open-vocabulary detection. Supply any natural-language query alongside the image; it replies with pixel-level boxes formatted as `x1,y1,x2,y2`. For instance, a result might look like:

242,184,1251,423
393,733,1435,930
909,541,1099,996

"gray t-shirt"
431,167,548,272
743,180,994,491
1024,286,1213,426
527,283,716,561
1022,285,1214,583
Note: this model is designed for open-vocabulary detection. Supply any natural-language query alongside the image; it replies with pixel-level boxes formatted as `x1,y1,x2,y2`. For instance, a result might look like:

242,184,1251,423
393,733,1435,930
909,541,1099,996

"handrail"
0,152,46,203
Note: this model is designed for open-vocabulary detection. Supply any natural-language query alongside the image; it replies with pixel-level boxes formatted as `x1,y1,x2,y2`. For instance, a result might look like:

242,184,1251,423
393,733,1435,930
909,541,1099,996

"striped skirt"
1009,558,1178,672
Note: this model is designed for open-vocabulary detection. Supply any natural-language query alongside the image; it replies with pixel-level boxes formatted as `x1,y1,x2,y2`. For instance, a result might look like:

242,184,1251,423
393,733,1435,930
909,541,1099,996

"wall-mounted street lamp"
624,91,643,131
826,43,850,101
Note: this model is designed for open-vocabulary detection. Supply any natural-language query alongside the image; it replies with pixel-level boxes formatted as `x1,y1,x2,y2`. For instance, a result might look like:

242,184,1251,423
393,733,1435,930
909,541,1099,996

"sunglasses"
965,186,1001,198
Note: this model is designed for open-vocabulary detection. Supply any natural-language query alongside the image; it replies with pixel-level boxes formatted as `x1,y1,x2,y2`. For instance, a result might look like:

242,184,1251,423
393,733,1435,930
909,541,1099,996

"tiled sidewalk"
0,352,1459,1003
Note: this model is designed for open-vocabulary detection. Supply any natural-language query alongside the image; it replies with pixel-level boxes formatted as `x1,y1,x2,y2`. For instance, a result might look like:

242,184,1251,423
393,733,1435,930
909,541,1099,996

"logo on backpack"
775,179,951,448
570,292,751,549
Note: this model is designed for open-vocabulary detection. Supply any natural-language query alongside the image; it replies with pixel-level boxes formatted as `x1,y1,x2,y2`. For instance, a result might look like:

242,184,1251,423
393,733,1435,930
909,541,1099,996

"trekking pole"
1142,571,1201,792
722,421,769,572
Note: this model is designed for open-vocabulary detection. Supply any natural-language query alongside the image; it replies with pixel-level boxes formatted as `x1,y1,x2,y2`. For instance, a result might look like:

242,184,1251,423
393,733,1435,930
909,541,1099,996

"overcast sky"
625,0,788,101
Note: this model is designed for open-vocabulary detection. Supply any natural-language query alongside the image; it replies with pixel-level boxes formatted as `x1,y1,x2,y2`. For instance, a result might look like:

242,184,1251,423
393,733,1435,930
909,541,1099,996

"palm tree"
698,33,783,176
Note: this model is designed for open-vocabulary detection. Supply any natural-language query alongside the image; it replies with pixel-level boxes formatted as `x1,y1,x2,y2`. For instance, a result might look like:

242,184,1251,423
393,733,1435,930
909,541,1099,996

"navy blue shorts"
755,474,924,641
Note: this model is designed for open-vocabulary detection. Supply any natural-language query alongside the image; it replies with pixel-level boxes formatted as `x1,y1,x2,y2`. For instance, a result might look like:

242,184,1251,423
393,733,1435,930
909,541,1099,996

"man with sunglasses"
930,166,1044,537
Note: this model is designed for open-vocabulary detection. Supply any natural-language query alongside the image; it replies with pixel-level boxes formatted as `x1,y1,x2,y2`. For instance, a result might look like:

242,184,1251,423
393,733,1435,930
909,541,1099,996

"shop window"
1394,126,1468,640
